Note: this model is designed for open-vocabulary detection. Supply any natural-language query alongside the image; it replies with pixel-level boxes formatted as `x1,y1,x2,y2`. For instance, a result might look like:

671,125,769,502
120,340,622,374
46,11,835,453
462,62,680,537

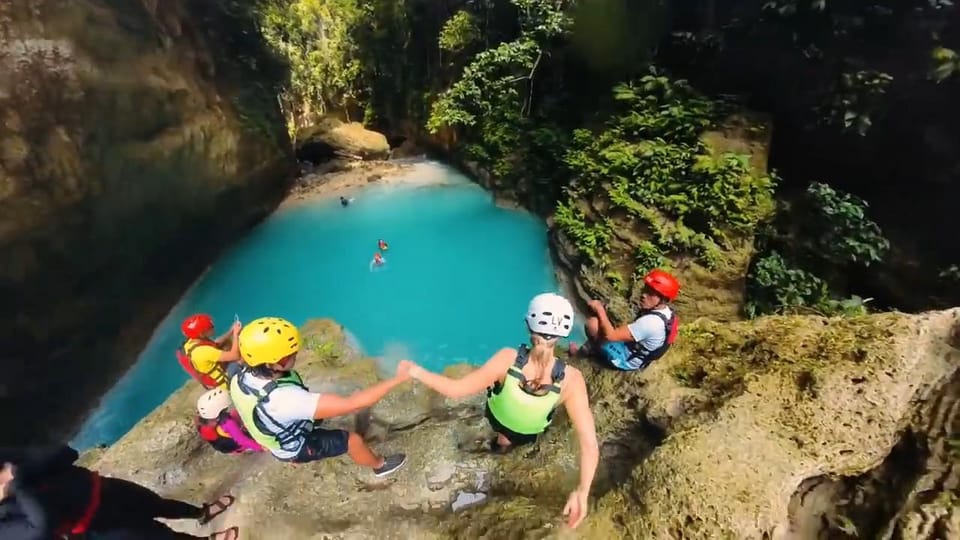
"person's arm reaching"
216,321,242,363
406,349,515,399
588,301,633,343
560,369,599,529
313,370,410,420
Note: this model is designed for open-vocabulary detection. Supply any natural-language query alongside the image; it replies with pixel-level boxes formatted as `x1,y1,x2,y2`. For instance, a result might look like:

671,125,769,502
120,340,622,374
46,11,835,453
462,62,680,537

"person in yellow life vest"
178,313,243,389
228,317,408,476
400,293,599,530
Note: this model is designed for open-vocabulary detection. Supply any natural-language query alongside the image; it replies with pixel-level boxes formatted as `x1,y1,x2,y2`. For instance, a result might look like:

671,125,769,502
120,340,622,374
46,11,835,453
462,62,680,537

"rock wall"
551,112,774,324
0,0,296,444
85,309,960,539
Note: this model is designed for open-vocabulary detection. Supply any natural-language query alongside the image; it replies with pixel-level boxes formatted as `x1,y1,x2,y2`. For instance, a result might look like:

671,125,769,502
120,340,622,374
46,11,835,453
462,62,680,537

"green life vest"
228,368,312,454
486,345,565,435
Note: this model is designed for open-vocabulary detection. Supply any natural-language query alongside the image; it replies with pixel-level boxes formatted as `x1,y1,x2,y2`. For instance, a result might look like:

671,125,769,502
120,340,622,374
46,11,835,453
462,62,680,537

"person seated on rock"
0,443,238,540
401,293,598,529
196,387,264,454
378,238,389,251
569,269,680,372
228,317,407,476
177,314,242,389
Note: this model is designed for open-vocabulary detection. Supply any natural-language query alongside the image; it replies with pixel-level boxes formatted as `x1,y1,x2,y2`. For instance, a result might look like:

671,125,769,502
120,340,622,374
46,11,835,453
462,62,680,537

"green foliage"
256,0,366,120
633,241,666,278
604,270,628,294
744,183,888,317
610,77,716,141
798,182,890,266
426,0,573,133
425,0,574,211
930,47,960,82
439,10,480,53
665,0,956,141
427,38,541,132
817,70,895,136
744,252,870,318
553,202,612,265
557,72,776,269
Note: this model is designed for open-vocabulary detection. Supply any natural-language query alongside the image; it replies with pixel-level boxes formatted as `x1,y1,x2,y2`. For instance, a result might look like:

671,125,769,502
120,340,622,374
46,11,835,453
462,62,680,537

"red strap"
666,315,680,345
69,471,102,534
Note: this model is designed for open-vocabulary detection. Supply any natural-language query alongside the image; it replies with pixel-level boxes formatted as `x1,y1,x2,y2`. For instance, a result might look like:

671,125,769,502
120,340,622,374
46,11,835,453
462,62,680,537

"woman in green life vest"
400,293,599,530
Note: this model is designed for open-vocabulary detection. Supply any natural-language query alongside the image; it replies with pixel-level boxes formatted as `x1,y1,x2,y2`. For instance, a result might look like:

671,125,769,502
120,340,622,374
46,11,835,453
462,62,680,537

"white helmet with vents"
197,387,232,420
525,293,575,338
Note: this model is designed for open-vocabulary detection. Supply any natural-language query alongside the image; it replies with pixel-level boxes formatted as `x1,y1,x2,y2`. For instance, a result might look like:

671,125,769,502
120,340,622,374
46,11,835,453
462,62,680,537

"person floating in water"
0,444,239,539
400,293,598,529
339,196,349,207
372,252,384,267
378,239,389,251
196,388,264,454
227,317,408,476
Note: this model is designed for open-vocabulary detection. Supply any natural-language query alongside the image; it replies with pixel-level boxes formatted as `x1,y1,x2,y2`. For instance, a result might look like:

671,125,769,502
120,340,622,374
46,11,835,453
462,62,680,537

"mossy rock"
553,110,774,323
579,308,960,538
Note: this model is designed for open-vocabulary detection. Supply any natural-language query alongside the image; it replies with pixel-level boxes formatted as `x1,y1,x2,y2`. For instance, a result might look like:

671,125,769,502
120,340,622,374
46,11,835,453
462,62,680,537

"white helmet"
197,387,232,420
525,293,575,338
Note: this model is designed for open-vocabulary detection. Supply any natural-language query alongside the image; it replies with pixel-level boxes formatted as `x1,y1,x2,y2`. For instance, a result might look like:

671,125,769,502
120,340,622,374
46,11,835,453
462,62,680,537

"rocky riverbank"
82,308,960,539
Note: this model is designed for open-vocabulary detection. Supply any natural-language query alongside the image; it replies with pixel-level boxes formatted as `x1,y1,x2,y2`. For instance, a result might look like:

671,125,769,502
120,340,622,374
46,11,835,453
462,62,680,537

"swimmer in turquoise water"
378,239,389,251
373,252,384,267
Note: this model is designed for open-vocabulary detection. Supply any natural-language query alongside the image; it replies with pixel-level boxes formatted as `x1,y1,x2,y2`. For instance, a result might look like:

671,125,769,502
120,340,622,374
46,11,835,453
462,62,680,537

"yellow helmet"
238,317,301,366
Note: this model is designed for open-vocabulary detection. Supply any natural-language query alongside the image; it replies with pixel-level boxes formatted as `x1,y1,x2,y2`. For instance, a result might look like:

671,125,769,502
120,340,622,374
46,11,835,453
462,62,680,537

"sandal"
199,494,235,525
209,526,239,540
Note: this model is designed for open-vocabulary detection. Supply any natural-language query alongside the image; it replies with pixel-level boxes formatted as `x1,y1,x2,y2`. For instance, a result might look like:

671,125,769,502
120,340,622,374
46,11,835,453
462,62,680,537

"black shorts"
290,427,350,463
484,403,539,447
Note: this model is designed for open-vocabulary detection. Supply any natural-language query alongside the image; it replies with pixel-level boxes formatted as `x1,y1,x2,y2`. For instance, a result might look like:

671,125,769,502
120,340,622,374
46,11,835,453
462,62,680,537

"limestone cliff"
85,310,959,539
0,0,295,443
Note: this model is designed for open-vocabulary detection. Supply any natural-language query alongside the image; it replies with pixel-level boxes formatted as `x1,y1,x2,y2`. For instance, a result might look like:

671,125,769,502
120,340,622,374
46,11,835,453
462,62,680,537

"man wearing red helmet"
178,314,242,388
570,269,680,371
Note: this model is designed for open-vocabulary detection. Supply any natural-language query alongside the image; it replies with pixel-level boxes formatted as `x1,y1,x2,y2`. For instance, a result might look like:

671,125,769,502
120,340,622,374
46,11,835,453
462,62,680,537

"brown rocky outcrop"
0,0,296,443
85,309,960,539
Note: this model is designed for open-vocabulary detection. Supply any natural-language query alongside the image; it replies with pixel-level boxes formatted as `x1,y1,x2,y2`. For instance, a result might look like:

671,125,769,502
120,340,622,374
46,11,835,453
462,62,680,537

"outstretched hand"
396,359,416,381
562,488,589,529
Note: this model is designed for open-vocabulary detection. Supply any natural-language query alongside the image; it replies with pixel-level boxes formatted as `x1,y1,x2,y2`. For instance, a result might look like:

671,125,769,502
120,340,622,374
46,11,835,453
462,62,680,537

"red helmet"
181,314,214,339
643,269,680,301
